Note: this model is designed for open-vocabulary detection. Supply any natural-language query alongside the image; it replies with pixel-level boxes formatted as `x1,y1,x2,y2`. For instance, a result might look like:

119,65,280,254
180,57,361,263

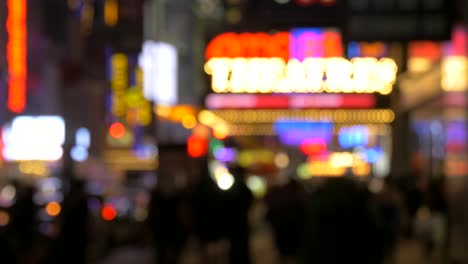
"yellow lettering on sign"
111,54,128,117
124,67,152,126
204,57,398,94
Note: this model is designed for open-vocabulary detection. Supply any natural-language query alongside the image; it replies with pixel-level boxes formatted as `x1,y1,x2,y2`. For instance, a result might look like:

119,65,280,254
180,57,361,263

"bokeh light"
109,122,126,139
45,201,61,217
0,211,10,226
101,204,117,221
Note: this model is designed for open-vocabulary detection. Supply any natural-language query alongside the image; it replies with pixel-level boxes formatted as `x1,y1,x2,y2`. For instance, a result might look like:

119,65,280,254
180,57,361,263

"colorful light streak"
6,0,27,113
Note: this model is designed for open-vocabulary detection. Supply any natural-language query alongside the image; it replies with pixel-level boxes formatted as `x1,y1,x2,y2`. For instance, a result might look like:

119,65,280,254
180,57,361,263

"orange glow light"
45,202,61,217
104,0,118,27
109,122,126,139
101,204,117,221
0,211,10,226
6,0,27,113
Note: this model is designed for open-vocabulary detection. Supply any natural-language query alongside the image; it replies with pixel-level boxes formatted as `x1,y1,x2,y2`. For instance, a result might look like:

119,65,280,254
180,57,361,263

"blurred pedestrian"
224,165,254,264
148,174,188,264
191,163,228,264
428,175,449,262
301,177,385,264
48,167,89,264
265,174,307,264
9,180,36,260
373,179,402,263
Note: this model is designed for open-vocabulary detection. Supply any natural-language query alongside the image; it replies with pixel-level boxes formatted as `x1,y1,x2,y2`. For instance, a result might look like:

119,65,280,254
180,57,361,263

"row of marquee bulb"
204,57,398,94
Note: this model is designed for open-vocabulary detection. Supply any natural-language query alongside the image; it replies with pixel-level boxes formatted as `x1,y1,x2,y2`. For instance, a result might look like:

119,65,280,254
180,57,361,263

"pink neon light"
6,0,27,113
205,94,376,109
205,30,342,61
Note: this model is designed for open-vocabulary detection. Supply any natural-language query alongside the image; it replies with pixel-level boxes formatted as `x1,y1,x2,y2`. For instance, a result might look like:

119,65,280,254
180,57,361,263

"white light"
71,146,89,162
75,127,91,148
274,152,290,168
246,176,267,198
139,41,178,105
216,172,234,190
2,116,65,161
1,185,16,202
369,178,384,193
329,152,354,168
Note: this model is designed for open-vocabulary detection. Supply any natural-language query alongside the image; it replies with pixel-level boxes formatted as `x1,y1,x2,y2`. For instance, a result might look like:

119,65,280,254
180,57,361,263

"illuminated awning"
198,109,395,136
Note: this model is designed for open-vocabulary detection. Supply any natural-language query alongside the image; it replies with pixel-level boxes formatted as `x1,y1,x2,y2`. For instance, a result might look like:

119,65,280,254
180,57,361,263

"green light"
297,163,310,179
209,138,223,155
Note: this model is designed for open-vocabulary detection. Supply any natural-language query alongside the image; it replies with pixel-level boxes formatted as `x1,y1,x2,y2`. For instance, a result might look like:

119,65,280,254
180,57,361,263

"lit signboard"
108,52,152,126
6,0,27,113
2,116,65,161
205,29,397,94
139,41,178,105
110,53,128,117
205,29,343,61
204,57,397,94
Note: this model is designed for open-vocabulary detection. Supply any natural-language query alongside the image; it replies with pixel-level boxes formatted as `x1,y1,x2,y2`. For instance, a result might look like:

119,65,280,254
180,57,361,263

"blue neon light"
363,148,383,163
338,126,369,149
274,120,333,145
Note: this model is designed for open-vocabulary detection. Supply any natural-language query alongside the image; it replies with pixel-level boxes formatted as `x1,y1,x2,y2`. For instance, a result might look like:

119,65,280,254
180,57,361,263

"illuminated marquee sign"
6,0,27,113
205,57,397,94
205,29,397,94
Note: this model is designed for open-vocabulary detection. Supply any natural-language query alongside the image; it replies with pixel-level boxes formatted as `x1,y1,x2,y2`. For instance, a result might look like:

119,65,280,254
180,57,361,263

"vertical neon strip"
6,0,27,113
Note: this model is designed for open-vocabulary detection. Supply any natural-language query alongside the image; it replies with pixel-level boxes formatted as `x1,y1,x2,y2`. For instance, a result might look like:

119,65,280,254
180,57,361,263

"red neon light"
205,32,290,61
6,0,27,113
206,31,342,61
205,94,376,109
109,122,126,139
187,135,208,158
408,41,442,61
300,138,327,156
101,204,117,221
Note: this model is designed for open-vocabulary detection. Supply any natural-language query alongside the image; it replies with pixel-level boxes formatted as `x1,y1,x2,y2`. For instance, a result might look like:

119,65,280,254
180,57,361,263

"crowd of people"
146,162,451,264
0,161,451,264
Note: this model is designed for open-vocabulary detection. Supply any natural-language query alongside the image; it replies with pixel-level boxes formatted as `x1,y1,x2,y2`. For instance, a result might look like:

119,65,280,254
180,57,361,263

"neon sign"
205,29,342,61
125,67,152,126
205,94,376,109
205,57,397,94
205,29,397,94
110,54,128,117
6,0,27,113
274,120,333,145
